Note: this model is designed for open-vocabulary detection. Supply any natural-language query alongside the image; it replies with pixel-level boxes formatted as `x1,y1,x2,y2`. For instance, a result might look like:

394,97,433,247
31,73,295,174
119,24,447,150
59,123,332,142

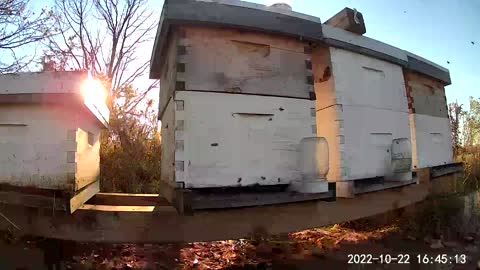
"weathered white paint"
409,114,453,169
404,71,453,169
0,104,103,191
0,72,108,193
159,31,179,117
172,91,316,188
180,26,312,99
329,47,409,113
314,47,411,183
160,97,176,187
322,24,408,62
341,106,411,180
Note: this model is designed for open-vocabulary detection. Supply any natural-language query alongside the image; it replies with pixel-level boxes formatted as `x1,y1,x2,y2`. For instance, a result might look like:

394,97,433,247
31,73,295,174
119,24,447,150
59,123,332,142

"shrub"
100,104,161,193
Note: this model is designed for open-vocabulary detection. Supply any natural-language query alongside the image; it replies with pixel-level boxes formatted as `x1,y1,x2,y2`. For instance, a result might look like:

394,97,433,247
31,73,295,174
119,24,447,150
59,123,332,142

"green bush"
100,105,161,193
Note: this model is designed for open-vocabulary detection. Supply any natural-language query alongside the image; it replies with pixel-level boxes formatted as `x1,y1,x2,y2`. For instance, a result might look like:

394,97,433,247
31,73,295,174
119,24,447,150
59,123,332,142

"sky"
147,0,479,111
26,0,480,111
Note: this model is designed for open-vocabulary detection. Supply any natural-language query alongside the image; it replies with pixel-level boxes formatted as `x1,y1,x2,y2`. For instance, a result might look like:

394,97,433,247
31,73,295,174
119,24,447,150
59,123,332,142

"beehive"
158,25,320,189
150,0,453,206
0,71,109,212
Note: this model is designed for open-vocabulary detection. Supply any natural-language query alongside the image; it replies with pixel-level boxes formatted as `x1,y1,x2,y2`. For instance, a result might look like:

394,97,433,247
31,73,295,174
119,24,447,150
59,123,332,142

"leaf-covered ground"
2,222,480,270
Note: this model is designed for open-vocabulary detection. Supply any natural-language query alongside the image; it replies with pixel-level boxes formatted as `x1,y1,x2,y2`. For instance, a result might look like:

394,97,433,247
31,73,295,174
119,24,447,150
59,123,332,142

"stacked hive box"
158,25,323,190
313,45,413,197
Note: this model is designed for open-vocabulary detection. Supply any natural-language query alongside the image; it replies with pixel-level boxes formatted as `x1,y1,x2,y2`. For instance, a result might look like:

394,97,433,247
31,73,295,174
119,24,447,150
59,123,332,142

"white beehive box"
0,71,109,211
162,92,317,188
313,46,412,185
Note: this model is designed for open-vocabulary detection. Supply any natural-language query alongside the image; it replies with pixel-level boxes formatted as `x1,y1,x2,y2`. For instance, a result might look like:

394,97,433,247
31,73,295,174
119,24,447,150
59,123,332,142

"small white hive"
0,71,109,195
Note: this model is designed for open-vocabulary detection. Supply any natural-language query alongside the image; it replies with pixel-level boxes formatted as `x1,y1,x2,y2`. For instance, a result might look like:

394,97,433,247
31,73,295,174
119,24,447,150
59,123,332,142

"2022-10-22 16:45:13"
347,254,468,264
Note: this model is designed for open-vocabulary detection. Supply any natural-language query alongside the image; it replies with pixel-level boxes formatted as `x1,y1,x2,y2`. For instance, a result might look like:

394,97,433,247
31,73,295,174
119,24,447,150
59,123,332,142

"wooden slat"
0,178,436,243
87,193,169,206
79,205,158,212
431,162,464,178
324,7,366,35
69,181,99,214
190,189,335,210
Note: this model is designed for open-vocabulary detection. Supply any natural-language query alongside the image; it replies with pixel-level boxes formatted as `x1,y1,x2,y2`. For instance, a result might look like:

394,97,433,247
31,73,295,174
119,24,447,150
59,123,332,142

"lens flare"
81,75,107,104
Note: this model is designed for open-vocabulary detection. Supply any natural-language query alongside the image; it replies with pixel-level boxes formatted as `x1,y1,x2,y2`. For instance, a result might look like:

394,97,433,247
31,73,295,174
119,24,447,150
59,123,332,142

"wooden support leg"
336,181,355,198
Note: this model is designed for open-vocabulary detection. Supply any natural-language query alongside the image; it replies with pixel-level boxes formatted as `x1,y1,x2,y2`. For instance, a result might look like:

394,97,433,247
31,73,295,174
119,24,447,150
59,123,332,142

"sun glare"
81,76,107,104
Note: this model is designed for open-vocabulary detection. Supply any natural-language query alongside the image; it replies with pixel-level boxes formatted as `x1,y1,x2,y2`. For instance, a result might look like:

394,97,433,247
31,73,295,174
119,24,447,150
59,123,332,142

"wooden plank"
158,31,179,118
336,181,355,198
431,162,464,178
78,205,177,212
324,8,366,35
87,193,169,206
430,173,459,195
416,167,431,184
159,97,176,193
0,178,435,243
69,181,99,214
336,178,417,198
157,180,192,215
190,189,335,210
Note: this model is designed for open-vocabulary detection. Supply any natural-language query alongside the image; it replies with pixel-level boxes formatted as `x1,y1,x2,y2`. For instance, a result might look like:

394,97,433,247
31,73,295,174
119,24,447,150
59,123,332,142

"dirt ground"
1,221,480,270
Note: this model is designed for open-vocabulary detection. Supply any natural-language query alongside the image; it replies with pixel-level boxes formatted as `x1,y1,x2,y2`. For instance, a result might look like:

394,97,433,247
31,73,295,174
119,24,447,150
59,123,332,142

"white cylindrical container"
389,138,413,181
391,138,412,173
298,137,329,180
270,2,293,11
290,137,329,193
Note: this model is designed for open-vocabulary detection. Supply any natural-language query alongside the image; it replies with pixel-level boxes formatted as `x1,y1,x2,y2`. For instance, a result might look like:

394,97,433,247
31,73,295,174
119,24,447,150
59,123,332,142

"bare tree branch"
44,0,158,112
0,0,56,73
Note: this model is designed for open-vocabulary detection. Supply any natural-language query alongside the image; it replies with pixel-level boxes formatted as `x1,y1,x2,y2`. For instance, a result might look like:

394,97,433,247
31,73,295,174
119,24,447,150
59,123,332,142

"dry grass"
457,148,480,193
